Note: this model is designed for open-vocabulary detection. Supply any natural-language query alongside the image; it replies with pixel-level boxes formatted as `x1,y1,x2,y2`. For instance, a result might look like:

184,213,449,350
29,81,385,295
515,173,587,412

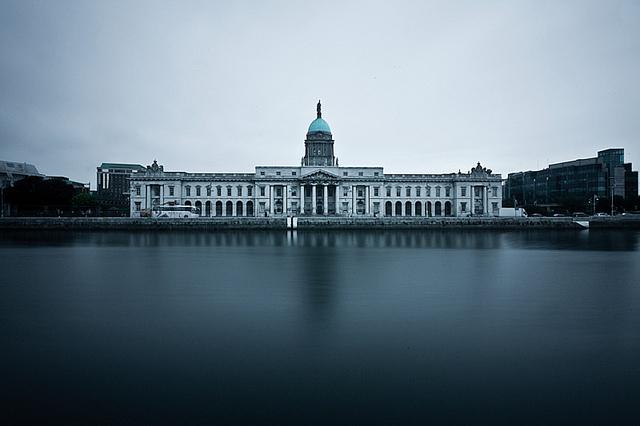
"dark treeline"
3,176,98,217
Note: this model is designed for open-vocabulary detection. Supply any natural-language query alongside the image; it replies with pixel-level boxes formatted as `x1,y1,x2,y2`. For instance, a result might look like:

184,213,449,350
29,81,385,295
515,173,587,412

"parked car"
552,213,565,217
530,213,543,217
594,212,609,217
573,212,588,218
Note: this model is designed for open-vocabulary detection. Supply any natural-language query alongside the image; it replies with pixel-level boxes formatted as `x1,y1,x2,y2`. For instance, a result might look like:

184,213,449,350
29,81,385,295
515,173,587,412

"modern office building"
129,102,503,218
97,163,146,214
504,149,638,211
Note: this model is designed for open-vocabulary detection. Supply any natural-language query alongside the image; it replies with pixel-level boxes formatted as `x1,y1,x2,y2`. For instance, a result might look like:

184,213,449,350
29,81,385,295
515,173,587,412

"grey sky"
1,0,639,188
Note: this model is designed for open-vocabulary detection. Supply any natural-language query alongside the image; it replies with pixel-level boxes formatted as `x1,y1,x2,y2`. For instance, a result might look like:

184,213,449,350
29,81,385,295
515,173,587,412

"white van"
153,205,200,218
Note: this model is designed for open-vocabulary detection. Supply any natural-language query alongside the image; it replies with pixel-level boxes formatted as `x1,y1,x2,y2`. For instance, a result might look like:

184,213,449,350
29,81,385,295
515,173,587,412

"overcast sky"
1,0,639,188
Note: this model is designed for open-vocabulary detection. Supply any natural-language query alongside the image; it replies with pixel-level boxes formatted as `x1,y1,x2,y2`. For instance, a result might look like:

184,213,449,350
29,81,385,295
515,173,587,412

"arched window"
236,201,243,216
357,200,365,215
226,201,233,216
405,201,412,216
246,201,254,216
445,201,452,216
385,201,393,216
395,201,402,216
205,201,212,217
415,201,422,216
215,201,223,216
195,200,202,216
427,201,432,217
435,201,442,216
184,200,192,206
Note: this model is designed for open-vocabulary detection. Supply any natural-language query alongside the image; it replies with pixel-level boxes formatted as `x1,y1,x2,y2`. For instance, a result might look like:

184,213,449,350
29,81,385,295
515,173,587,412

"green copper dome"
307,117,331,135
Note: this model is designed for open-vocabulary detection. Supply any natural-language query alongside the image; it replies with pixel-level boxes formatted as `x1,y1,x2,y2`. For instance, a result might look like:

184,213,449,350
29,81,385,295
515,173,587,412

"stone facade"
129,103,503,218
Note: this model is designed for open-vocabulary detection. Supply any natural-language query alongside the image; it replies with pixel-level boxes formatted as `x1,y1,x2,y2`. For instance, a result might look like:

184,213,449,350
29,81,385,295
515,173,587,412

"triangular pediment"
300,169,339,182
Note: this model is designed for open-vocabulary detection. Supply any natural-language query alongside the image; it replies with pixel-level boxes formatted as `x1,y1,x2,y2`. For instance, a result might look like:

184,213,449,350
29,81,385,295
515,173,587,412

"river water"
1,230,639,424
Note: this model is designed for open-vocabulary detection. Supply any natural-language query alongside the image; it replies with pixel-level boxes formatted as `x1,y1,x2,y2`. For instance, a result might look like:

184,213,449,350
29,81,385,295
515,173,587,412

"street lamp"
610,177,615,216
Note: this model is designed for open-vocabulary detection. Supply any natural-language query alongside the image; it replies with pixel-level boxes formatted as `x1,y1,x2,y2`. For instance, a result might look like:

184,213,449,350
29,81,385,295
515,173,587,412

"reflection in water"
0,229,639,424
1,229,638,251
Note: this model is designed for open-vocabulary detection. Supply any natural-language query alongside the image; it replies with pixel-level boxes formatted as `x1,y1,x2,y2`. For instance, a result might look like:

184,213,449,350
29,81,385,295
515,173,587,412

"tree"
5,176,76,216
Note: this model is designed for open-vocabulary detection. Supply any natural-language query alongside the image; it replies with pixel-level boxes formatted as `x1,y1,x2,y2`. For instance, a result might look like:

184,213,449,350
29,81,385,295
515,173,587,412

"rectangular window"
237,186,243,197
276,187,282,197
492,202,499,212
374,187,379,197
492,186,498,197
426,186,431,197
461,187,466,197
292,171,296,176
396,187,401,197
227,187,232,197
217,186,222,197
206,187,210,197
276,171,281,176
461,202,467,212
260,171,265,176
343,186,349,197
445,187,450,197
135,187,141,196
343,171,348,176
185,187,191,196
386,187,391,197
292,187,297,197
342,202,349,213
374,172,379,177
406,187,411,197
416,187,421,197
248,186,253,196
135,201,141,211
169,186,175,196
196,186,201,196
358,171,363,176
357,189,364,197
260,186,265,196
436,187,440,197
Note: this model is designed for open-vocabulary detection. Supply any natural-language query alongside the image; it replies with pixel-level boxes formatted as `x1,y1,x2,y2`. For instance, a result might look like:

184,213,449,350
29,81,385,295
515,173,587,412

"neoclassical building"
130,102,502,218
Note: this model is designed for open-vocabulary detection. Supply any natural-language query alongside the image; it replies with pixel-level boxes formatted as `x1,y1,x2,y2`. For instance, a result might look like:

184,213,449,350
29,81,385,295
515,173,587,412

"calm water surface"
1,230,639,424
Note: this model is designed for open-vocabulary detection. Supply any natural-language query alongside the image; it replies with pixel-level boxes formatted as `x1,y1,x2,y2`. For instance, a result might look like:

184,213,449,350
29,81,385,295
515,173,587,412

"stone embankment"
2,216,638,230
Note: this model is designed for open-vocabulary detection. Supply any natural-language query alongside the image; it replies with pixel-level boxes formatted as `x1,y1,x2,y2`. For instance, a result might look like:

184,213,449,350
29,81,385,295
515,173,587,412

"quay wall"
4,216,639,230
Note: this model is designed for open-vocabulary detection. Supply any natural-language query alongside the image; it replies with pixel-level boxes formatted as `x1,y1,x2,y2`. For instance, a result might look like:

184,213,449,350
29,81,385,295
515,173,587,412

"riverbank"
2,216,638,230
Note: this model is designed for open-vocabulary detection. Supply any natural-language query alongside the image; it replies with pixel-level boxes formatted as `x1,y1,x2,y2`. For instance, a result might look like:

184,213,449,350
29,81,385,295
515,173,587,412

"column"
311,184,317,215
160,185,164,206
232,201,236,217
300,184,305,215
323,184,328,216
365,186,370,215
146,185,151,209
485,185,489,216
470,185,474,216
283,185,288,216
352,186,356,215
335,185,340,215
269,185,274,215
